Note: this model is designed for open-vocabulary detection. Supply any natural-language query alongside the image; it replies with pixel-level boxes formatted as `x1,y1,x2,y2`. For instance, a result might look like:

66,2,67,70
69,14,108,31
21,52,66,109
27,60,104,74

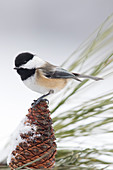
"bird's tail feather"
73,73,103,81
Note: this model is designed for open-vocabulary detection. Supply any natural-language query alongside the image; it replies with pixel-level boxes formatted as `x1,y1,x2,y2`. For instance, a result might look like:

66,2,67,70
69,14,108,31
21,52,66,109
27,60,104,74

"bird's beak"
14,67,19,70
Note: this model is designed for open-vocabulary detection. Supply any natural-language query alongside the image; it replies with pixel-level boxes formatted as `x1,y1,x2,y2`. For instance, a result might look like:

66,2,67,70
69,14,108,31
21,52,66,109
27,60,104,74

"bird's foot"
32,98,49,108
31,90,54,108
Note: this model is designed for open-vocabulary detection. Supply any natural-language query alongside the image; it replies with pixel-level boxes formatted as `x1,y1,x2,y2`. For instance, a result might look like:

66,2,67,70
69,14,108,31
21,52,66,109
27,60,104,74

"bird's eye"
23,60,27,64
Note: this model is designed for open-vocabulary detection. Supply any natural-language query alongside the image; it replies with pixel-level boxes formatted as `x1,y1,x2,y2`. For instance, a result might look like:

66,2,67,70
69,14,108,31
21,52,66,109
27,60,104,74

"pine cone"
7,100,57,169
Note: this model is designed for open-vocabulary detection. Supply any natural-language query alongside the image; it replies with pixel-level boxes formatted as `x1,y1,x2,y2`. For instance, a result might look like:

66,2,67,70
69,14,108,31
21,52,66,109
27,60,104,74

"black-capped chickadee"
14,52,102,107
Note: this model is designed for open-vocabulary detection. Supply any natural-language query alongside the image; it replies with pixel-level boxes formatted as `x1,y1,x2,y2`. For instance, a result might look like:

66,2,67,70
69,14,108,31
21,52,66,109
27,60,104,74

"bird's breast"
23,70,68,94
36,70,68,92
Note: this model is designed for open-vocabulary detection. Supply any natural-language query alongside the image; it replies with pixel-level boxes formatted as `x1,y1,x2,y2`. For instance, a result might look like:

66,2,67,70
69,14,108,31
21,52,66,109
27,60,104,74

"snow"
7,115,41,165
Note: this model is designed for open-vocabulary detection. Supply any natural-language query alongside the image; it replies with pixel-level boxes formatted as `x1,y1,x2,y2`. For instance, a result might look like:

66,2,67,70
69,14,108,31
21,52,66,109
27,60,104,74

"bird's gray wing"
38,64,102,82
39,66,82,82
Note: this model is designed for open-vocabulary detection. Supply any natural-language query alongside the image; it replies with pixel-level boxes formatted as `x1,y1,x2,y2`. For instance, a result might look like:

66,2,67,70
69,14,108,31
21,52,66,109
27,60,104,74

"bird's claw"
32,98,49,108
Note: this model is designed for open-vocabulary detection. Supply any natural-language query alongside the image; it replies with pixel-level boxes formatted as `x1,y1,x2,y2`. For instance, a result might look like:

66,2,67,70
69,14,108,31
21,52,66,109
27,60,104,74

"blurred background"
0,0,113,154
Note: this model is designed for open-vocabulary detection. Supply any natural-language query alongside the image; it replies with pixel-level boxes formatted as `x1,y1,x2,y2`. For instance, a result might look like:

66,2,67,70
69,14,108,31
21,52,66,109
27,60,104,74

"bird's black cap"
15,52,34,67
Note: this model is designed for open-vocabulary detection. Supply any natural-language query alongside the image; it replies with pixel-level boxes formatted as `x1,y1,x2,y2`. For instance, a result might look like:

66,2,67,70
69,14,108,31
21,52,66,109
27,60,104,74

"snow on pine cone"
7,100,57,169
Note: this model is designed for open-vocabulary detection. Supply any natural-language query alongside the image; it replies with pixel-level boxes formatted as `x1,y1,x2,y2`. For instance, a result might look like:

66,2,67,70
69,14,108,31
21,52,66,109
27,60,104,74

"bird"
14,52,102,107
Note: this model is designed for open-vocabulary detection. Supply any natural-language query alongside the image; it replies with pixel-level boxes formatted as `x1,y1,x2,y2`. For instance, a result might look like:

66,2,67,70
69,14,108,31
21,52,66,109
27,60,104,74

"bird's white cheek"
22,56,46,69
